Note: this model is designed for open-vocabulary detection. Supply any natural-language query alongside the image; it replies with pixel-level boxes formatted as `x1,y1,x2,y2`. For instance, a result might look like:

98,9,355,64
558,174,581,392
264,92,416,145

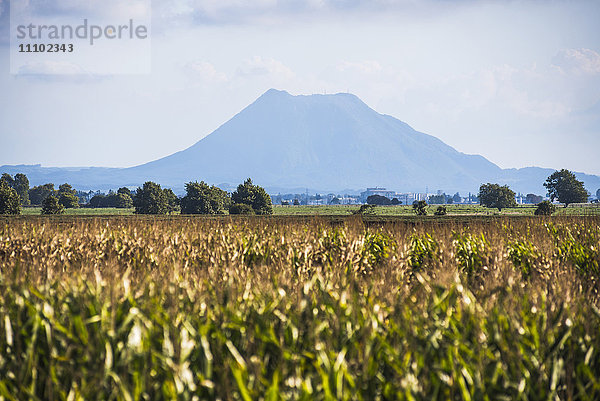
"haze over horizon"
2,88,599,196
1,0,599,176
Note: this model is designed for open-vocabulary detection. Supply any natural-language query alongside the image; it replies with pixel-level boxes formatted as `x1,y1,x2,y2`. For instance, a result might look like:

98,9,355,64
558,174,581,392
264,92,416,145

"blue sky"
1,0,599,175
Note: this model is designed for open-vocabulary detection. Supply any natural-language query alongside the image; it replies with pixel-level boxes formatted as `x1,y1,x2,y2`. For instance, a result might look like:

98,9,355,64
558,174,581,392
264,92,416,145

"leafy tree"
89,194,106,208
229,203,255,215
58,183,76,196
163,189,180,214
133,182,169,215
117,187,133,198
453,192,461,204
88,193,133,208
391,198,401,205
29,183,56,205
434,205,447,216
1,173,30,205
526,193,543,204
544,169,588,207
76,190,95,204
413,200,428,216
181,181,229,214
57,183,79,208
293,199,300,206
114,193,133,208
0,181,21,215
41,195,64,215
0,173,14,188
231,178,273,215
113,188,135,207
329,197,341,205
14,174,30,205
534,200,556,216
478,183,516,211
428,194,445,205
367,194,392,205
59,192,80,208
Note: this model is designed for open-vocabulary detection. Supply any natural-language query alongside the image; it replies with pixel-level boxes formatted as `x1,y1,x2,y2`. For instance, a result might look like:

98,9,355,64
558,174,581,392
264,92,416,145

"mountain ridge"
2,89,599,195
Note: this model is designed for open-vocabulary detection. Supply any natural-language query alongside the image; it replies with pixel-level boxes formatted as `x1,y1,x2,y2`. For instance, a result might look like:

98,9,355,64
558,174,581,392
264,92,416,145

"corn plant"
0,216,598,400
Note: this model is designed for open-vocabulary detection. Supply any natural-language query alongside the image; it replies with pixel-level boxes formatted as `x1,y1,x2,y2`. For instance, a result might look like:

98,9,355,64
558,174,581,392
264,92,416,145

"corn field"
0,215,599,400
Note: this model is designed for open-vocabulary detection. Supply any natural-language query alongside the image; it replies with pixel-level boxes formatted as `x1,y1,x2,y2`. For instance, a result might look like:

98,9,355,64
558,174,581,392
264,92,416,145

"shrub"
353,204,376,215
434,206,447,216
229,203,255,215
534,200,556,216
413,200,427,216
41,195,64,215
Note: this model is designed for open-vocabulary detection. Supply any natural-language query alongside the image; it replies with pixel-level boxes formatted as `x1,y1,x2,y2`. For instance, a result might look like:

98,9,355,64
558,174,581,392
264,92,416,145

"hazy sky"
1,0,599,175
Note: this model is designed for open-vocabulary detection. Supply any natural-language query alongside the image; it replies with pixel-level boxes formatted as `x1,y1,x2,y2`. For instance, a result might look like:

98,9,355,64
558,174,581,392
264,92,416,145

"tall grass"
0,216,599,400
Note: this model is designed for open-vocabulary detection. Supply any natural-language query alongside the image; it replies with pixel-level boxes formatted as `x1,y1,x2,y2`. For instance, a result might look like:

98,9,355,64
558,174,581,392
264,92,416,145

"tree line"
0,169,593,216
367,169,590,216
477,169,589,215
0,175,272,216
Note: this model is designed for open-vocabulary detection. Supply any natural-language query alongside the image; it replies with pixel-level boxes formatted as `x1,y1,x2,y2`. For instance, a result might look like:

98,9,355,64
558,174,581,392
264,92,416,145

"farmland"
19,203,600,217
273,204,600,216
1,215,599,400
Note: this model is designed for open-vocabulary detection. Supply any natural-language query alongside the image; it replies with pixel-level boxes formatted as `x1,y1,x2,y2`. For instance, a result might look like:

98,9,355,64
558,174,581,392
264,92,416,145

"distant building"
358,187,432,205
397,193,427,205
360,187,396,201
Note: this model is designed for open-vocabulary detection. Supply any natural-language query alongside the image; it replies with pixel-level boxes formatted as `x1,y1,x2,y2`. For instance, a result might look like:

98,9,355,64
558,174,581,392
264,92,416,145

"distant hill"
2,89,600,195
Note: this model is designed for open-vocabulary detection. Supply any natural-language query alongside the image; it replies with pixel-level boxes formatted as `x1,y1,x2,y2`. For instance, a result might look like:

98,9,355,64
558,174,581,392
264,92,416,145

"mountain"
2,89,600,195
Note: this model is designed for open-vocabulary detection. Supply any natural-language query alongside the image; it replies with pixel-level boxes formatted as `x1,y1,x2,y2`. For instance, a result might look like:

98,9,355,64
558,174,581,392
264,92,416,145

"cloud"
16,0,151,20
237,56,295,80
337,60,383,75
0,0,8,44
552,48,600,75
151,0,486,26
185,60,228,83
14,61,109,83
18,61,88,75
469,65,571,119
